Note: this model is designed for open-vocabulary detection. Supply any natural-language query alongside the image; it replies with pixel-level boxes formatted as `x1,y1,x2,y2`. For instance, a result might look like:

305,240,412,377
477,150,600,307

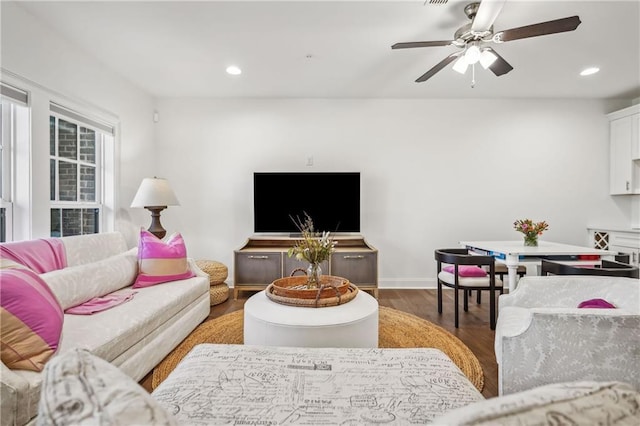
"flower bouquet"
287,213,337,288
513,219,549,247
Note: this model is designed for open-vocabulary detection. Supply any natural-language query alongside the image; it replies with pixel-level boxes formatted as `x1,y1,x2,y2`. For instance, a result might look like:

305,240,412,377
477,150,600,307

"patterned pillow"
37,348,177,426
431,381,640,425
133,229,195,288
0,264,64,371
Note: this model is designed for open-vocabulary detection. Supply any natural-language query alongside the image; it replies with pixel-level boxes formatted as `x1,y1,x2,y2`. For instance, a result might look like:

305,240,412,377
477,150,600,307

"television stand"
233,235,378,300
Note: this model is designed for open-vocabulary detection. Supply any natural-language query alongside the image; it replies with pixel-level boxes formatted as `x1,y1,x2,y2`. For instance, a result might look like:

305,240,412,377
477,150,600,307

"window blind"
1,83,28,106
50,102,115,136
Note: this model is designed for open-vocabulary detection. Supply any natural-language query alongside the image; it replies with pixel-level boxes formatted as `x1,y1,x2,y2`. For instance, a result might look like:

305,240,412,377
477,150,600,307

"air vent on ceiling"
426,0,448,4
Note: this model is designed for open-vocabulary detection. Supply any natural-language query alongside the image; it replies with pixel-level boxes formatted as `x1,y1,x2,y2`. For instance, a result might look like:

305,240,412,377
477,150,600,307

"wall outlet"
306,156,314,166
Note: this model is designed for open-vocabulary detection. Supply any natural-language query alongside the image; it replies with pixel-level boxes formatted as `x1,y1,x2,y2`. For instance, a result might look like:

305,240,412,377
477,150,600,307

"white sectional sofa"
0,232,210,426
495,275,640,395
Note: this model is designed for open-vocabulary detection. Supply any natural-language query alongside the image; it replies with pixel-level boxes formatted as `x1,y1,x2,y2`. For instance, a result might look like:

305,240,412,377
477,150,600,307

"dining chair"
434,248,503,330
540,259,639,278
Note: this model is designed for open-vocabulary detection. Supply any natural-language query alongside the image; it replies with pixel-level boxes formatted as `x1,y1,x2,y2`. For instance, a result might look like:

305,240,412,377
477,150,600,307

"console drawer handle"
247,255,270,259
343,255,364,260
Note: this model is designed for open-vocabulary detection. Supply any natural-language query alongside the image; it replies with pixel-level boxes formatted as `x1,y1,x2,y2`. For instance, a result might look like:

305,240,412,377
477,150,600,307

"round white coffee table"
243,290,379,348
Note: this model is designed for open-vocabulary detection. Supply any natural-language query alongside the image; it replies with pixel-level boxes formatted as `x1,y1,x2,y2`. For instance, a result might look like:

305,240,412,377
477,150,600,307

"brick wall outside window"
50,115,100,237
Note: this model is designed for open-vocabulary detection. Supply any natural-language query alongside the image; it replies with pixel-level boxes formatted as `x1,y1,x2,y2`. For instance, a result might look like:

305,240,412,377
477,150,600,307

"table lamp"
130,177,180,239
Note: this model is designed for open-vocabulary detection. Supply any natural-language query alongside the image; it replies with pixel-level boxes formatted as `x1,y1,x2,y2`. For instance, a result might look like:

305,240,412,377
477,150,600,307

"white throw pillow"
432,381,640,425
41,248,137,310
37,348,177,426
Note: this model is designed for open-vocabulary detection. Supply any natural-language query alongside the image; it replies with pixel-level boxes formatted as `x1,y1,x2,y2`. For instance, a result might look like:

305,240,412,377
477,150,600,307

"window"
1,76,117,241
49,104,113,237
0,83,29,242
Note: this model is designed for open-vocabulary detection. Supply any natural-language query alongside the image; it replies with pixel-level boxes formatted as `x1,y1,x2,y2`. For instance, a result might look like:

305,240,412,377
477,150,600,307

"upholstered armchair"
494,275,640,395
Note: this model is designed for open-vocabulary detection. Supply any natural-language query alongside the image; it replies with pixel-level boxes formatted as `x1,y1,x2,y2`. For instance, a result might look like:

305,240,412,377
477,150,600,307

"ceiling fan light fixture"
465,44,481,64
452,55,469,74
479,49,498,69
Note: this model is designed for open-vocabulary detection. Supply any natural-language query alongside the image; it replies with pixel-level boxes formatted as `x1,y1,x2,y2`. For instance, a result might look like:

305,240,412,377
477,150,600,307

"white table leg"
505,254,519,292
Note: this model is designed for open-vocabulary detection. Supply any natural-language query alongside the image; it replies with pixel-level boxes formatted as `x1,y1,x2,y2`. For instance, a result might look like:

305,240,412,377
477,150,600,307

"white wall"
3,2,634,285
1,2,156,246
155,98,630,287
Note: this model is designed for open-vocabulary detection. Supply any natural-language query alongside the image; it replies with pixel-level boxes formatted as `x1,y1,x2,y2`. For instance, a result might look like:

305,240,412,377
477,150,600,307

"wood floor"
142,288,499,398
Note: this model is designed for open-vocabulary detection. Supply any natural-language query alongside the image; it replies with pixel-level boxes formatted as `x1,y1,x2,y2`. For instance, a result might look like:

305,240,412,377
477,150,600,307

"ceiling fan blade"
471,0,507,32
415,52,461,83
392,40,453,49
485,48,513,76
495,16,581,42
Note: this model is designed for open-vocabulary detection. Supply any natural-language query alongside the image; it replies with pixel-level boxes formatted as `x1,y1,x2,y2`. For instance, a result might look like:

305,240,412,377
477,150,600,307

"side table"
243,290,379,348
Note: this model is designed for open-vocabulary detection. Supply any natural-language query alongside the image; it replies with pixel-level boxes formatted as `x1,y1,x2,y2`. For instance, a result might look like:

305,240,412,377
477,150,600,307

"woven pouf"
195,260,228,285
209,283,230,306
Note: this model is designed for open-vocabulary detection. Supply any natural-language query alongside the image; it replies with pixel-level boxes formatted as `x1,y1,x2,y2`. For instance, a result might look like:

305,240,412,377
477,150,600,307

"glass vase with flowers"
287,213,337,288
514,218,549,247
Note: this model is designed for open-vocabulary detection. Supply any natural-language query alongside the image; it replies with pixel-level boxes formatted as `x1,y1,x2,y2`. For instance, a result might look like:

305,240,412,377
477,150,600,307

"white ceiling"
14,0,640,99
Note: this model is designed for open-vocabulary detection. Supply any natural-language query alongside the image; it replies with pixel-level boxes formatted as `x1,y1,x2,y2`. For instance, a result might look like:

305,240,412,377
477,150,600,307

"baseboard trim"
228,278,439,290
378,278,437,290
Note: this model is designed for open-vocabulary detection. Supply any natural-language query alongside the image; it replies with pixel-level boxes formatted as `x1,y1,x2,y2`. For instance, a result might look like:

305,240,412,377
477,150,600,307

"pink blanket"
0,238,67,273
65,290,137,315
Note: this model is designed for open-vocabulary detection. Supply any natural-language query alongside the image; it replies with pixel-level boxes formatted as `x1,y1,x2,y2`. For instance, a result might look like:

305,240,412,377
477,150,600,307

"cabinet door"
234,252,282,285
283,256,329,278
632,113,640,160
331,252,377,285
610,117,633,194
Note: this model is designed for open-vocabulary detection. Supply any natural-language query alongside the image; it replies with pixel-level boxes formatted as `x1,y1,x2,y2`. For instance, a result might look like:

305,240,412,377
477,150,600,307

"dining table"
459,240,617,291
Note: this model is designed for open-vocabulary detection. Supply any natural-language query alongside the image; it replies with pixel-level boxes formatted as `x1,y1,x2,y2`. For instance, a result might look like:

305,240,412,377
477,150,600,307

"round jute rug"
152,306,484,391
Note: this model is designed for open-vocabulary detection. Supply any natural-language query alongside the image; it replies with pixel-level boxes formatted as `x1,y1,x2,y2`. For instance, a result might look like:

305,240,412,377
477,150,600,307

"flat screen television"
254,172,360,233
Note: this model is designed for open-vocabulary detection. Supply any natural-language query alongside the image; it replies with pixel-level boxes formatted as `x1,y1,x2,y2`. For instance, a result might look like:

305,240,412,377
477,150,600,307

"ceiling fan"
392,0,581,84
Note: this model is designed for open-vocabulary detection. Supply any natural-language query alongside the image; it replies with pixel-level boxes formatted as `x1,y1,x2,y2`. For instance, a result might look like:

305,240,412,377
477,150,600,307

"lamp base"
145,206,167,239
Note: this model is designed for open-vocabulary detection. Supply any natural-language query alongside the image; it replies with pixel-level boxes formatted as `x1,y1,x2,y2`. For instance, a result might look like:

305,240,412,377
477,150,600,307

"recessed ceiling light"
226,65,242,76
580,67,600,76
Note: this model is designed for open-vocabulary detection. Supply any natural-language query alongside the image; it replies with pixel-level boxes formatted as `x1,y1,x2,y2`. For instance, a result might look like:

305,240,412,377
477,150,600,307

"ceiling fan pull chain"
471,63,476,88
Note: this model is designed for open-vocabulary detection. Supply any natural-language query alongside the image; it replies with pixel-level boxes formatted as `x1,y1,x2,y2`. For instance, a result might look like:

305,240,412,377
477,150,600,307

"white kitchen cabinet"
589,228,640,266
608,105,640,195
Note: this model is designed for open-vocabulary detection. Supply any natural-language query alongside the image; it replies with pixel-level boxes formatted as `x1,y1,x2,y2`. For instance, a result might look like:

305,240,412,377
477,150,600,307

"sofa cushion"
61,232,129,267
37,348,177,426
432,381,640,425
1,266,64,372
443,265,487,277
57,276,207,363
41,248,138,310
134,230,194,288
438,271,503,288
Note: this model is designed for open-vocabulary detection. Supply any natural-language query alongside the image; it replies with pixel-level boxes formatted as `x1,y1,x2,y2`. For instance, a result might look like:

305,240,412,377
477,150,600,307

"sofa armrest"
1,361,30,426
497,311,640,395
187,258,208,279
499,275,639,310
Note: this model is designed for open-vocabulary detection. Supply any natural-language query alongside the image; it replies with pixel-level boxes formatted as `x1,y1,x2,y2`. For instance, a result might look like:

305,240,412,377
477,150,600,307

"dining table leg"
505,254,520,292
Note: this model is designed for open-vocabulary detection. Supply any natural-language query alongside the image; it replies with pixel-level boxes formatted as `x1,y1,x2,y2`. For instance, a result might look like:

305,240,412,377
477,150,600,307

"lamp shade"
130,177,180,208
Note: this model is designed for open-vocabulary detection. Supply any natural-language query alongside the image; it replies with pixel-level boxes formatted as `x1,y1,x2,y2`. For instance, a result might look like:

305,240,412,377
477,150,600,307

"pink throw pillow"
0,265,64,371
442,265,488,277
577,298,616,309
133,230,195,288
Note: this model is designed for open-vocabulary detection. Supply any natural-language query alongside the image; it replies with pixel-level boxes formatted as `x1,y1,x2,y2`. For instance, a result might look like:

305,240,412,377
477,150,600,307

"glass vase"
523,235,538,247
306,262,322,289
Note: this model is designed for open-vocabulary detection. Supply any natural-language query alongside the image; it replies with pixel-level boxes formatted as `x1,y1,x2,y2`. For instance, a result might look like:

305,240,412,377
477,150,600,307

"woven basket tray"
271,275,350,299
266,283,359,308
